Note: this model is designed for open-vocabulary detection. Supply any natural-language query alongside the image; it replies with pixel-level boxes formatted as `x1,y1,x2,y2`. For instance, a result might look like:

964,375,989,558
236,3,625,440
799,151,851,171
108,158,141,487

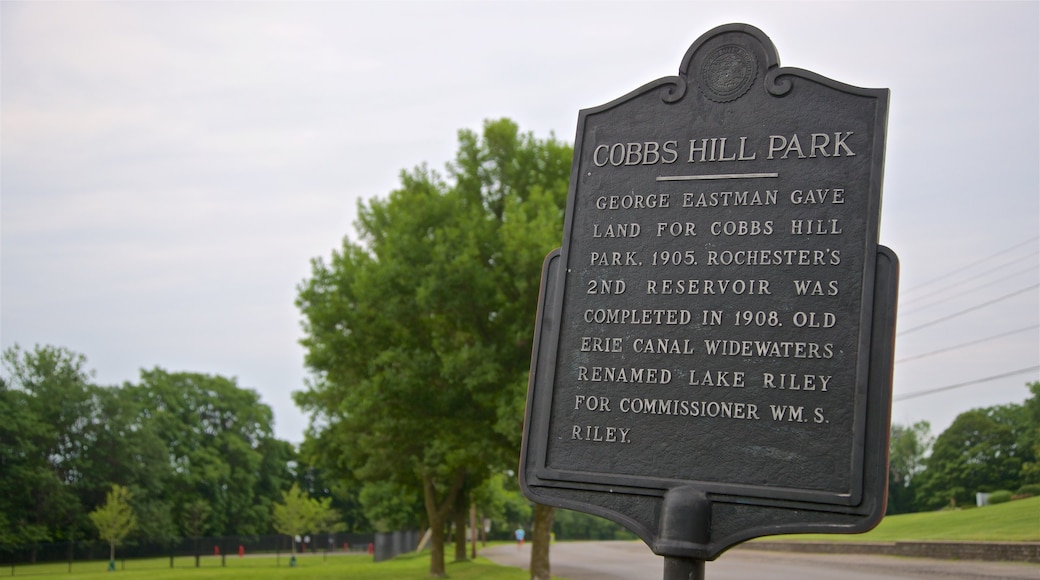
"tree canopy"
912,392,1034,509
295,118,571,576
887,421,933,514
1,344,141,543
0,344,298,545
124,368,296,536
909,382,1038,509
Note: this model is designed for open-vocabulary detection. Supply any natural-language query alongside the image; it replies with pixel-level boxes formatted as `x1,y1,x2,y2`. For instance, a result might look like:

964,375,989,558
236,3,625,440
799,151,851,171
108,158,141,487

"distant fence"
373,530,421,562
0,532,377,576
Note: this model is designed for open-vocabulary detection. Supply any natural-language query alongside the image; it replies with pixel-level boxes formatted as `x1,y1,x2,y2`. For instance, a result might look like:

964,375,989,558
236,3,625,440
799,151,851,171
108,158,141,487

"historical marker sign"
520,24,898,560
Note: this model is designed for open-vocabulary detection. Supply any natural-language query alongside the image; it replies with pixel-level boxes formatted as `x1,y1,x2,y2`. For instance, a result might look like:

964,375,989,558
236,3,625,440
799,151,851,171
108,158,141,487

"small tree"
89,485,137,570
272,484,316,559
310,497,344,558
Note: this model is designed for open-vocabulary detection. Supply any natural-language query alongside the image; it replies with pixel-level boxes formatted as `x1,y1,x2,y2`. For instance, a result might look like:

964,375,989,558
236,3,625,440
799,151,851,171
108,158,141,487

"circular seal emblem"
700,44,757,102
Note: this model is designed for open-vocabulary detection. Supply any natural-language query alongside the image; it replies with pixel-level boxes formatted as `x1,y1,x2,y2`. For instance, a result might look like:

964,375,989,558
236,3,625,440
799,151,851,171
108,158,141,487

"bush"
987,490,1013,504
1015,483,1040,498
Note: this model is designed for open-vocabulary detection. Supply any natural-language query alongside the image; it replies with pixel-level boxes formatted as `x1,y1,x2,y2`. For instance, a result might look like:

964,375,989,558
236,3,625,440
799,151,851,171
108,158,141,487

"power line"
901,236,1039,296
900,259,1039,310
896,283,1040,336
893,367,1040,401
895,325,1039,364
890,238,1040,410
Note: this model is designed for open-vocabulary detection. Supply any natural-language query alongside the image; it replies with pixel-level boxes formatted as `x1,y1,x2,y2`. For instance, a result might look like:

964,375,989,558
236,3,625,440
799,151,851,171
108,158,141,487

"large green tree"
124,368,296,536
914,400,1030,509
296,119,570,576
0,368,60,548
887,421,932,514
1,345,299,544
1020,382,1040,482
0,345,168,545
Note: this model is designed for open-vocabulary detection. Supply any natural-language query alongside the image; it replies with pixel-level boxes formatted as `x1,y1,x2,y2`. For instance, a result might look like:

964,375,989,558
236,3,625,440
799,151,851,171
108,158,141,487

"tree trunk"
529,503,554,580
422,468,466,577
453,490,467,562
428,513,447,577
470,502,478,559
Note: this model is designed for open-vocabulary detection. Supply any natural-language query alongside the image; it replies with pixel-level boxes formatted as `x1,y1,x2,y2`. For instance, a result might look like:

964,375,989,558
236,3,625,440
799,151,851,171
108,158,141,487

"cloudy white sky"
2,1,1037,444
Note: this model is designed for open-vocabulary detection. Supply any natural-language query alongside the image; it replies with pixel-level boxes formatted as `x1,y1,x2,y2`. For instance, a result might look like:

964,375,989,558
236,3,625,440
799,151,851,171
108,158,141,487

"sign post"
520,24,897,576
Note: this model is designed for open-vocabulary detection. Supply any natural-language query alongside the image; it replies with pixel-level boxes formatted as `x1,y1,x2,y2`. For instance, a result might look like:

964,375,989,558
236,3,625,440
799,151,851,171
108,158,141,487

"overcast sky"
2,1,1037,444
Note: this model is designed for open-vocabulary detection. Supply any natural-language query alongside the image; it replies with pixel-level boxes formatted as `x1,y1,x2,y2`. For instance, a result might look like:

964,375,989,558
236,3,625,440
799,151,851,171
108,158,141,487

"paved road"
483,541,1040,580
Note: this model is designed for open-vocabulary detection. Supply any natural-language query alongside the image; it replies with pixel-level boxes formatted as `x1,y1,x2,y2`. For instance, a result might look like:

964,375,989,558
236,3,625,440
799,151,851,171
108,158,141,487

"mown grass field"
776,495,1040,542
0,550,549,580
5,498,1036,578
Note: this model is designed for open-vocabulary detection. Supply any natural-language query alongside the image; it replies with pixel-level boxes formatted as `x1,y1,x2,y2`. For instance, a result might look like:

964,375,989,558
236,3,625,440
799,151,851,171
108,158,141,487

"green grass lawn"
6,499,1036,578
774,495,1040,542
0,550,549,580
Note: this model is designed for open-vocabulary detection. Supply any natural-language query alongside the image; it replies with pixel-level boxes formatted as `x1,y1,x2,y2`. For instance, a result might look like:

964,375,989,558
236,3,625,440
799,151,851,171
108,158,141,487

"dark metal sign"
520,23,897,562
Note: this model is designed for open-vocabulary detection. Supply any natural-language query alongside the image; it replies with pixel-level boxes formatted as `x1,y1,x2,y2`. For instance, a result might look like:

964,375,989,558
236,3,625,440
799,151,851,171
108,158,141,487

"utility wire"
896,325,1039,364
900,258,1039,310
892,238,1039,405
898,266,1035,315
894,367,1040,401
896,283,1039,336
901,236,1038,296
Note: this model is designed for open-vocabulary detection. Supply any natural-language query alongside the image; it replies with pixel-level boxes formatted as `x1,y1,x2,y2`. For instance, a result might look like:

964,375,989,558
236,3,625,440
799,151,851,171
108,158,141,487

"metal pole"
663,556,705,580
657,486,710,580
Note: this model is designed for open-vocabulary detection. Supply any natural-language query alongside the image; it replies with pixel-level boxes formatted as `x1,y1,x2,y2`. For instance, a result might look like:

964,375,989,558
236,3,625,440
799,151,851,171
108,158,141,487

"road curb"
735,540,1040,563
